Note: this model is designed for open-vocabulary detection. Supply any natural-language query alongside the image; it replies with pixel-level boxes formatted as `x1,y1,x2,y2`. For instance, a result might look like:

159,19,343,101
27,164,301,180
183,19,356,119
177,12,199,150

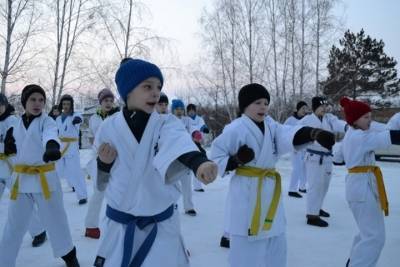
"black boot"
319,209,330,217
288,191,302,198
220,236,230,248
346,258,350,267
78,198,87,205
61,247,80,267
185,209,197,216
299,188,307,193
307,215,328,227
32,231,47,247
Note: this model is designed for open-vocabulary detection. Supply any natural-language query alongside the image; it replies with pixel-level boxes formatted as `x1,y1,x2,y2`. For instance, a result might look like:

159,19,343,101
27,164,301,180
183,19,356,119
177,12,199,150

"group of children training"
0,57,398,267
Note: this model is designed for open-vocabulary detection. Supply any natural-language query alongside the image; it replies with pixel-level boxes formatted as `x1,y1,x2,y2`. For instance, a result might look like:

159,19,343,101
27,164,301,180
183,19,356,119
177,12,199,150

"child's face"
0,105,6,116
173,107,184,118
62,100,72,114
187,109,196,117
100,97,114,112
354,112,372,130
244,98,269,122
156,102,168,114
126,77,161,113
26,92,45,116
314,104,327,117
297,105,308,117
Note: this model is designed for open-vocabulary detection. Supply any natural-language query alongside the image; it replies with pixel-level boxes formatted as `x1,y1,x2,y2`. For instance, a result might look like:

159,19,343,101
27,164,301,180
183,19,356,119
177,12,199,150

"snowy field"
1,149,400,267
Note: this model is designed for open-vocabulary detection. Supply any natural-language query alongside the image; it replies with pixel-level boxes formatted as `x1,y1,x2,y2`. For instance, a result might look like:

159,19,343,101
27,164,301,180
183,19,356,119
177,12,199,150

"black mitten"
4,127,17,155
236,145,255,164
43,140,61,162
72,116,82,125
311,128,335,150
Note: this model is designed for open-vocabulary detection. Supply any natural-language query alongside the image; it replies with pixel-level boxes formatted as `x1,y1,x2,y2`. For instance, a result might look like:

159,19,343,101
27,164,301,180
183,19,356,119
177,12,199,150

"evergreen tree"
322,29,399,102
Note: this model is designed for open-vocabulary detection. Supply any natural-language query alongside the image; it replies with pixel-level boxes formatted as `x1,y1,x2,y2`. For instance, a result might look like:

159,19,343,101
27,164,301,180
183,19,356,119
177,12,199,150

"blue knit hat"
171,99,185,112
115,58,164,102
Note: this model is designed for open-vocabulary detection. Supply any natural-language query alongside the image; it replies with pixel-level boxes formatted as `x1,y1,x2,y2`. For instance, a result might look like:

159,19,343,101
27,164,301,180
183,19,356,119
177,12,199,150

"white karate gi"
284,115,307,192
334,126,392,267
56,113,87,200
189,115,208,191
387,112,400,130
0,114,73,267
211,114,306,267
299,113,346,215
95,111,198,267
85,113,106,228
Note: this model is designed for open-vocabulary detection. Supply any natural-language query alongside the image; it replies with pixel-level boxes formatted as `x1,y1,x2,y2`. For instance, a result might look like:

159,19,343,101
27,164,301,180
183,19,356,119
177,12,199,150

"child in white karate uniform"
92,58,218,267
334,97,400,267
211,83,336,267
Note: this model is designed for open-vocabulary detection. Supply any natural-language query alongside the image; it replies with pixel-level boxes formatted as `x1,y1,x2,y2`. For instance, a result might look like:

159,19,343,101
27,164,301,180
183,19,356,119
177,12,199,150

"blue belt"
306,149,333,165
106,204,174,267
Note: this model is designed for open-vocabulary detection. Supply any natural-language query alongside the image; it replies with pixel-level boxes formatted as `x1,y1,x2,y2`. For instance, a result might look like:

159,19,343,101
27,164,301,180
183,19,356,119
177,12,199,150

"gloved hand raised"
4,127,17,155
43,140,61,162
72,116,82,125
310,128,335,151
235,145,255,165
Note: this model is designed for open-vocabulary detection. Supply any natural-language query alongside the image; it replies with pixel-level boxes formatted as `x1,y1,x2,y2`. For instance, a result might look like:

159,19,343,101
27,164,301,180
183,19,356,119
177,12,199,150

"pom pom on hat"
340,96,371,125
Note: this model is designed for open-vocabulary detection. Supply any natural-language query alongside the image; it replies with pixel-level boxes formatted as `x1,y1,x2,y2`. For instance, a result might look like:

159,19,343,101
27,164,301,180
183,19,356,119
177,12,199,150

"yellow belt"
348,166,389,216
236,166,282,236
0,153,14,170
60,137,79,156
10,163,55,200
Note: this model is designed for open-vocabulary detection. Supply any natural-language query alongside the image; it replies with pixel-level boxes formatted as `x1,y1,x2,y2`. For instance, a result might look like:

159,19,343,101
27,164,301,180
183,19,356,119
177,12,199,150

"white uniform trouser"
288,151,307,192
0,178,45,237
192,176,203,190
97,205,189,267
180,173,194,211
58,154,87,200
0,191,74,267
85,183,105,228
348,187,385,267
229,233,287,267
305,157,332,215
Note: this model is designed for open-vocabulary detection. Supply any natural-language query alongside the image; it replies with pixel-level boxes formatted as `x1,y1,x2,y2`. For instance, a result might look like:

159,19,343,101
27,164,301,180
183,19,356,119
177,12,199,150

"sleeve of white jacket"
328,113,347,133
42,116,61,148
387,113,400,130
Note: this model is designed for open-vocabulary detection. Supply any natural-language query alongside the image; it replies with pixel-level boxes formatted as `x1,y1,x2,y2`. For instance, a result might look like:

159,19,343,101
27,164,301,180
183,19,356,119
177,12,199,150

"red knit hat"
340,97,371,125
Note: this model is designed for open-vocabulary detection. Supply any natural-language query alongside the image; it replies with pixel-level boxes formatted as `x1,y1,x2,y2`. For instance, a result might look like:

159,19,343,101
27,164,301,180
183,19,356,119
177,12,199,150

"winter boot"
61,247,80,267
32,231,47,247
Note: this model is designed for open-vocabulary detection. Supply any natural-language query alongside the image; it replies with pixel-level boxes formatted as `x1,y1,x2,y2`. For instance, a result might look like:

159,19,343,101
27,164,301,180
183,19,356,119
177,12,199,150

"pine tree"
322,29,399,102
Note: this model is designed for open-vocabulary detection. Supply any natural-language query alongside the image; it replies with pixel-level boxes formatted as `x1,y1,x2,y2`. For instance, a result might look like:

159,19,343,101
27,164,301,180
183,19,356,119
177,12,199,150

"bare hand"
98,143,117,164
196,161,218,185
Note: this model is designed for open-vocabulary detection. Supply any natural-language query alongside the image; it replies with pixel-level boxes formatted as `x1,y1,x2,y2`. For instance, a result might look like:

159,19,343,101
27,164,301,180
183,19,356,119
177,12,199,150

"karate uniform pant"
288,151,307,192
348,188,385,267
85,182,105,228
0,191,74,267
58,155,87,200
229,233,287,267
180,173,194,211
305,157,332,215
97,205,189,267
0,178,45,237
193,176,204,190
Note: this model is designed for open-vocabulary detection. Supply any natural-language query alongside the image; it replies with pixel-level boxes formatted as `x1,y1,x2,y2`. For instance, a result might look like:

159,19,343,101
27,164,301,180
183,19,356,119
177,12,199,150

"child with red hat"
334,97,400,267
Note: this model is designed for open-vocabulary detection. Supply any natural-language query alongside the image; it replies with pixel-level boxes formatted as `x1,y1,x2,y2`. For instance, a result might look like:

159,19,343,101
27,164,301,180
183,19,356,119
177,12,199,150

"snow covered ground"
1,149,399,267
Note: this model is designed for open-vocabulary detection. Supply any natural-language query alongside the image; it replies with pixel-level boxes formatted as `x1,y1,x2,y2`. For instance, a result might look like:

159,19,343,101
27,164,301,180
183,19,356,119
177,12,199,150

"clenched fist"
98,143,117,164
196,161,218,185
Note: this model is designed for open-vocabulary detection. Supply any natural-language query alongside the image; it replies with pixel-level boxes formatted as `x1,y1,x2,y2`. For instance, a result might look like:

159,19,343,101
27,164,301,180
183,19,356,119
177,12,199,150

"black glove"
72,116,82,125
311,128,335,151
236,145,255,164
4,127,17,155
43,140,61,162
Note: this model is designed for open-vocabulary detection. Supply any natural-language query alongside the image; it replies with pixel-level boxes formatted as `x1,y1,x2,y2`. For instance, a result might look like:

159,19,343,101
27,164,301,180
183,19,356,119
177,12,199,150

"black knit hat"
158,92,169,104
187,103,196,112
0,93,8,107
238,83,270,113
21,84,46,108
58,94,74,113
312,96,328,112
296,101,308,111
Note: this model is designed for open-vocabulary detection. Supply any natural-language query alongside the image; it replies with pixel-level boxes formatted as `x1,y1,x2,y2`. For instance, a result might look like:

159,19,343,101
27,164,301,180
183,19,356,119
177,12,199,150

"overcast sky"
146,0,399,67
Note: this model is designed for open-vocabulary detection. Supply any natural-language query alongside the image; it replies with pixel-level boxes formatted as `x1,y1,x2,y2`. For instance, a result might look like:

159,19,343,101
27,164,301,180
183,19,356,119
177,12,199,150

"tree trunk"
1,0,13,94
315,0,321,95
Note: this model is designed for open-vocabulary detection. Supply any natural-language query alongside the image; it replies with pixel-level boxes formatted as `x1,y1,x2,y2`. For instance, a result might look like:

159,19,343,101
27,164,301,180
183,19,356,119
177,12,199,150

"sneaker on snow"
32,231,47,247
220,236,230,248
306,216,329,227
288,191,302,198
319,209,330,217
299,188,307,193
194,189,205,192
185,209,197,216
78,198,87,205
